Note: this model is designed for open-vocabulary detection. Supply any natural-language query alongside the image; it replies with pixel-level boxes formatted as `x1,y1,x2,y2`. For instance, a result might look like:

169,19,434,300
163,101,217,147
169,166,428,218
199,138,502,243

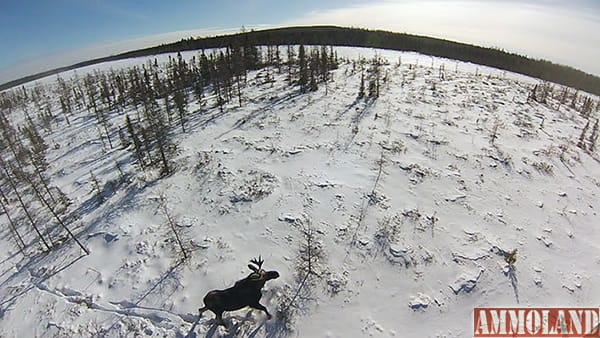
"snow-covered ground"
0,47,599,337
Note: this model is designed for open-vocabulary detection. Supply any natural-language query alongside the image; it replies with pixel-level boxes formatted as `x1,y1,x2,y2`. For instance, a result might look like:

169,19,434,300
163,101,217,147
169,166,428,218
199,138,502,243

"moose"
199,256,280,326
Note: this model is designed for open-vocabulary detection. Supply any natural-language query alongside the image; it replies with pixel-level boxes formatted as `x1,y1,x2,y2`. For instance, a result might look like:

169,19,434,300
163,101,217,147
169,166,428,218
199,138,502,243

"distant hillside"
2,26,599,96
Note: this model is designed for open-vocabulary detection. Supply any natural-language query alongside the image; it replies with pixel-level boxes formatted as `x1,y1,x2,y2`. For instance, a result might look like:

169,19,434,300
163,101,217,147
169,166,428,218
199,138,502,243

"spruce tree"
589,119,599,153
319,46,328,82
59,96,71,125
173,88,187,132
298,45,308,92
125,115,145,169
0,157,51,251
309,49,318,92
192,66,204,104
287,45,295,86
358,71,365,98
578,119,590,149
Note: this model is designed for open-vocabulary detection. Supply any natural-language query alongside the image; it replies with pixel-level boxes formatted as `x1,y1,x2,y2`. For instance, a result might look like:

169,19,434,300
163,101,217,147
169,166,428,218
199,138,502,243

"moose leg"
250,303,272,319
198,306,208,316
215,311,226,326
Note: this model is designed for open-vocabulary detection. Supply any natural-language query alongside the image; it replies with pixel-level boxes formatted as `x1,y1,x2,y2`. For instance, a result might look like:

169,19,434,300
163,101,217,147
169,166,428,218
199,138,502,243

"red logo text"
474,307,599,337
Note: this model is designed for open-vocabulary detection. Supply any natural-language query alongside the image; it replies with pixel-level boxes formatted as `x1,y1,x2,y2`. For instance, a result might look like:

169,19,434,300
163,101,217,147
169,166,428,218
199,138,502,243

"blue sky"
0,0,363,69
0,1,318,56
1,1,599,83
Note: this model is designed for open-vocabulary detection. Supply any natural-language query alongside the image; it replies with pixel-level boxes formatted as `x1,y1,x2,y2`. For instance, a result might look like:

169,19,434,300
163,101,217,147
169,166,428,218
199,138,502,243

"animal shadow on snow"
182,311,289,338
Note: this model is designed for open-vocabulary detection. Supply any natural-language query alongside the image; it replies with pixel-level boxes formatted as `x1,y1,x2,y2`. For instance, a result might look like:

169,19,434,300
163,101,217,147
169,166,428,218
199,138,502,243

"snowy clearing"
0,46,599,337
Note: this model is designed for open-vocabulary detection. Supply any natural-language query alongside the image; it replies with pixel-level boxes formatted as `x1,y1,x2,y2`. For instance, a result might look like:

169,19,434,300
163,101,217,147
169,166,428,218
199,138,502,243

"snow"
1,46,599,337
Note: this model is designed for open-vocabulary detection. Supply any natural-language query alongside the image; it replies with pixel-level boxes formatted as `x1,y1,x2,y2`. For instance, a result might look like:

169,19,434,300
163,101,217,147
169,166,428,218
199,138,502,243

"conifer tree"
309,48,318,92
320,46,330,82
163,93,173,126
89,170,102,203
578,119,590,149
287,45,295,86
22,114,56,204
0,157,51,251
275,45,282,73
298,45,308,92
192,63,204,104
59,96,71,125
358,71,365,98
199,52,211,86
367,55,381,98
230,44,244,106
125,115,145,169
173,88,187,132
571,90,579,109
589,119,599,153
142,103,172,175
559,87,568,105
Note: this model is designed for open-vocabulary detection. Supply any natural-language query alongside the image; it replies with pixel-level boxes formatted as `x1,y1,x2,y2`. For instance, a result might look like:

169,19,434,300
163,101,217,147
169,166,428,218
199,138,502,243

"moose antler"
248,255,264,272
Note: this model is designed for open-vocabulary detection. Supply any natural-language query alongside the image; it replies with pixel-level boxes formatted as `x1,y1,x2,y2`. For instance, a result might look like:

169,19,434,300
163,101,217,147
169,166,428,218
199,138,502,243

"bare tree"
589,119,599,153
0,185,26,252
275,218,326,332
578,119,590,150
158,194,188,261
23,165,89,255
0,158,50,251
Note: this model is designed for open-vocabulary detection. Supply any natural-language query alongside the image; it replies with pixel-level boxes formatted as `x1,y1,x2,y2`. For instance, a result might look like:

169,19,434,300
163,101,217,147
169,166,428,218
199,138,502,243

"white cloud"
283,0,600,76
2,1,599,84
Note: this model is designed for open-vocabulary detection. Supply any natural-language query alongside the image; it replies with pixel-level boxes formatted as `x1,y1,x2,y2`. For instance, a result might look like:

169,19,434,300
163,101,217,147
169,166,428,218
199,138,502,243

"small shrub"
531,161,554,175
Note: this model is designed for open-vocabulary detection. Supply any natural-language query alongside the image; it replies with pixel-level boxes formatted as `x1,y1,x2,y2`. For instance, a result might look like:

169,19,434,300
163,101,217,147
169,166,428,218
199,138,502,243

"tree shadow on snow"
214,91,303,140
103,260,186,334
0,248,86,308
69,173,162,241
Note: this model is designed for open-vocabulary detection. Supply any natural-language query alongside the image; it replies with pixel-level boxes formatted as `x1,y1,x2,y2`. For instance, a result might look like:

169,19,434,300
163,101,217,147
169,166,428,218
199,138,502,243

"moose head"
199,256,280,326
246,255,280,283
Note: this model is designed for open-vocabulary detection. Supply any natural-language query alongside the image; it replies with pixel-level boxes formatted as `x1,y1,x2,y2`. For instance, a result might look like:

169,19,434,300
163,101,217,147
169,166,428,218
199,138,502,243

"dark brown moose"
199,256,280,326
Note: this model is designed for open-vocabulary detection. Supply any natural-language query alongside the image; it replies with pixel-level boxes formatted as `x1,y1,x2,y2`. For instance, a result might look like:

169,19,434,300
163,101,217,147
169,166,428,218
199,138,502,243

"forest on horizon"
2,26,599,97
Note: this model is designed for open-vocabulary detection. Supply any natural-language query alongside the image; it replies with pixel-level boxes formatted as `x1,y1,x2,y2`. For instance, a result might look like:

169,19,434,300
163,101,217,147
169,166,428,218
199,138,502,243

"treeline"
2,26,599,97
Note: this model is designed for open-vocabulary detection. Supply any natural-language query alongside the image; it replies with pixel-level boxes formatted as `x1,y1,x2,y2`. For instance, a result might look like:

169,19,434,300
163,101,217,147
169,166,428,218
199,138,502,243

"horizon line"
1,25,598,92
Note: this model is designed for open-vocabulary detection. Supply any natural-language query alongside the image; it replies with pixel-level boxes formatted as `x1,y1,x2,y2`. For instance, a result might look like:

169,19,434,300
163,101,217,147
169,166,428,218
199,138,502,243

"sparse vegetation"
531,161,554,175
4,27,600,97
489,116,503,145
275,219,327,335
158,194,189,261
1,39,599,337
374,214,402,251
